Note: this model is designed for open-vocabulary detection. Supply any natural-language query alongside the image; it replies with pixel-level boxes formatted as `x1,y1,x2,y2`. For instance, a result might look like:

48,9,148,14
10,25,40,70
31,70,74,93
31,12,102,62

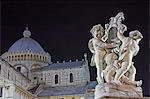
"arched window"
42,56,44,61
12,56,14,61
27,54,29,60
21,55,23,60
8,56,10,61
70,73,73,83
55,74,58,84
0,65,1,74
36,55,38,60
45,57,47,61
44,57,45,61
17,67,21,72
0,87,2,97
18,55,20,60
31,54,33,60
34,77,37,80
34,55,36,60
24,54,26,60
8,71,10,79
15,55,17,61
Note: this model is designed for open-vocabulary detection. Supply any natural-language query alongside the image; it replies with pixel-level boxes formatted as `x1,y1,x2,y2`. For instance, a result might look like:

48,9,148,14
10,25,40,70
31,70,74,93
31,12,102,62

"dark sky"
1,0,150,96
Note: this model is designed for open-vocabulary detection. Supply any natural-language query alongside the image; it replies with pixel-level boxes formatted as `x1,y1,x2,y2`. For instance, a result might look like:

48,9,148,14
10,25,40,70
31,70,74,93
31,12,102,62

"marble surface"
95,83,143,99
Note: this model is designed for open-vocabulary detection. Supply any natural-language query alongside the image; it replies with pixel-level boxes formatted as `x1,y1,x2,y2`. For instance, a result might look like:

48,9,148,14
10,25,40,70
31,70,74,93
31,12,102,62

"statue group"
88,12,143,98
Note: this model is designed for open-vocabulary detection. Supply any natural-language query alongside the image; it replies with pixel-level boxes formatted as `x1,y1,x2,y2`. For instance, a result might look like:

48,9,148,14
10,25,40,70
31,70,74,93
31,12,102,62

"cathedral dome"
2,27,51,63
8,27,45,53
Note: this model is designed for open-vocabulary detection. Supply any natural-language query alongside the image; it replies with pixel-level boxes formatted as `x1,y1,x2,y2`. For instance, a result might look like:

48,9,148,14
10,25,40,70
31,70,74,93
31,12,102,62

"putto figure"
114,29,143,86
88,24,117,83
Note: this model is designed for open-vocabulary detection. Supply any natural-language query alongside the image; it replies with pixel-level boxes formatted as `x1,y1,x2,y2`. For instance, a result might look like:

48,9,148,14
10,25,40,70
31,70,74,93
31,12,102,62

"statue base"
95,83,143,99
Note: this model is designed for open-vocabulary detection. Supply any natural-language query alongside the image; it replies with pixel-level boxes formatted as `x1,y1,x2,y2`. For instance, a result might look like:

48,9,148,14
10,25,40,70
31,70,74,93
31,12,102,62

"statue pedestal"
95,83,143,99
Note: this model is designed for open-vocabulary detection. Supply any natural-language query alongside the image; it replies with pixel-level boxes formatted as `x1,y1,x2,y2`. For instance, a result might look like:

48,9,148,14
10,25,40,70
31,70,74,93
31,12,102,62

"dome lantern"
23,27,31,37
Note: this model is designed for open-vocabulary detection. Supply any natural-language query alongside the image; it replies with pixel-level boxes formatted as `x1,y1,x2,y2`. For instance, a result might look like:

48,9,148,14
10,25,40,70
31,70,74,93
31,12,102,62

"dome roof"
8,27,45,53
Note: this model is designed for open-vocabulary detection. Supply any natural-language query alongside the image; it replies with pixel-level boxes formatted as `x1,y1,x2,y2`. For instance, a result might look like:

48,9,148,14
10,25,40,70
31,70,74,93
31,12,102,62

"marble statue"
88,24,117,83
89,12,143,98
113,29,143,86
102,12,142,86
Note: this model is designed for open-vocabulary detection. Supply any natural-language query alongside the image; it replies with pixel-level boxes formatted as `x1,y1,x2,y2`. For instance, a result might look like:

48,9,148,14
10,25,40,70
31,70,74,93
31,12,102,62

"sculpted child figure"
114,26,143,86
88,24,117,83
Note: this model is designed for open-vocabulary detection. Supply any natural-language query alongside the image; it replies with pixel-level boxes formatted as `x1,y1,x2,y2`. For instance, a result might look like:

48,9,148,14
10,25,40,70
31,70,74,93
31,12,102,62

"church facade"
0,27,96,99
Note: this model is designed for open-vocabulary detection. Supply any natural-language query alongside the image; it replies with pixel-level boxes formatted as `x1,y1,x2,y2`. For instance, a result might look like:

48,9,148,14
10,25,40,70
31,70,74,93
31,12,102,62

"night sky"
1,0,149,96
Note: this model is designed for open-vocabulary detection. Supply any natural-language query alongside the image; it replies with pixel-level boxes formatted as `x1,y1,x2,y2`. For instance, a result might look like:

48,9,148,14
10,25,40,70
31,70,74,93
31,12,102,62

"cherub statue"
114,26,143,86
102,50,119,83
88,24,117,83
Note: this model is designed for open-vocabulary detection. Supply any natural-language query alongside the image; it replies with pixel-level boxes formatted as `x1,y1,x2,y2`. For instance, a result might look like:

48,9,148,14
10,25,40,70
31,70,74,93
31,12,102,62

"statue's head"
116,12,125,20
109,12,125,26
129,30,143,40
90,24,104,38
115,12,125,25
